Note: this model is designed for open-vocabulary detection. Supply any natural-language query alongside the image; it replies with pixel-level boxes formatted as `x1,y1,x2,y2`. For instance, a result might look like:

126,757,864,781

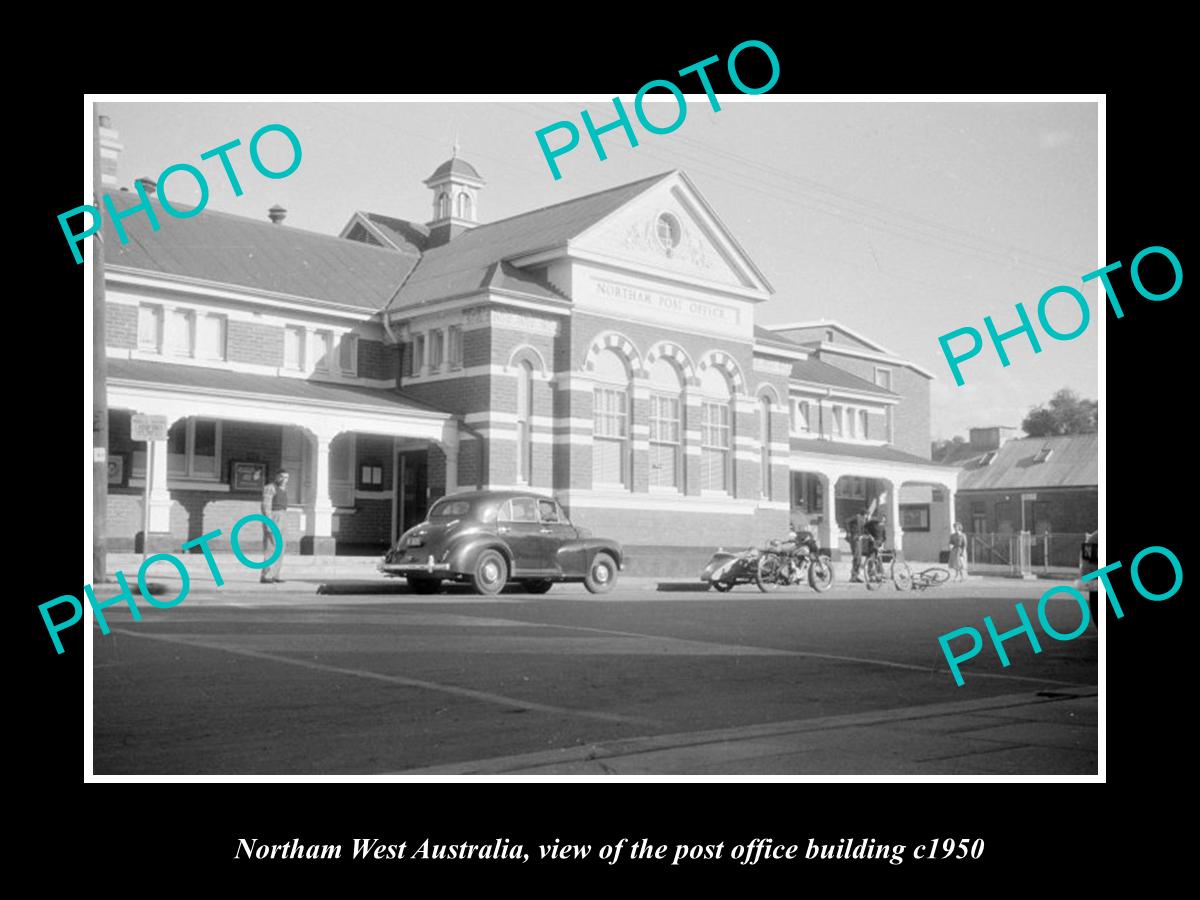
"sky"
99,99,1098,440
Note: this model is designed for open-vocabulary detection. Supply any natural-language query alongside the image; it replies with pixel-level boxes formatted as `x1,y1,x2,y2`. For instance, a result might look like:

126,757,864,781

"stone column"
443,424,459,495
303,431,337,555
884,478,904,552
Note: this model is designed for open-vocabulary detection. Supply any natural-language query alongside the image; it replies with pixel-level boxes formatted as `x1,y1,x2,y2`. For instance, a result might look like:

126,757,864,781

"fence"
968,532,1089,577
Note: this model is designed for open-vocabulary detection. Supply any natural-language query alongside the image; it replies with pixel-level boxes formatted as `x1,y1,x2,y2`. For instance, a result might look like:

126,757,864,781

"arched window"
699,366,732,493
647,357,683,491
591,348,630,488
515,361,533,484
457,192,472,219
759,395,772,499
436,192,450,219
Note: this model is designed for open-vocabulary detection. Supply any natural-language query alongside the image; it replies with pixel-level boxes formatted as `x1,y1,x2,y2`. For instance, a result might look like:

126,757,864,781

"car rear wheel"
472,550,508,595
584,552,618,594
521,580,554,594
407,577,442,595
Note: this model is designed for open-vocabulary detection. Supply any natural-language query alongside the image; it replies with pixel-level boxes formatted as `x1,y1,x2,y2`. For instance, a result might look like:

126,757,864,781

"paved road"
91,579,1098,775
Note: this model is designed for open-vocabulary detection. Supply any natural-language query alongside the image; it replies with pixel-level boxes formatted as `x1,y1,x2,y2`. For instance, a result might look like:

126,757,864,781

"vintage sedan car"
379,490,623,596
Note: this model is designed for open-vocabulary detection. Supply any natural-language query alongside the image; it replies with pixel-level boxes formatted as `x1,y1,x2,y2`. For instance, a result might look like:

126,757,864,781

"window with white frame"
284,325,305,371
135,304,226,361
137,305,162,350
447,325,463,368
164,308,192,356
195,313,226,361
847,406,858,439
759,396,772,499
858,409,869,440
429,330,444,372
134,417,221,481
649,393,680,489
313,330,334,372
339,333,358,375
795,399,811,435
516,361,533,484
593,387,628,486
329,433,356,507
874,367,893,391
412,333,426,376
701,402,731,492
831,404,844,438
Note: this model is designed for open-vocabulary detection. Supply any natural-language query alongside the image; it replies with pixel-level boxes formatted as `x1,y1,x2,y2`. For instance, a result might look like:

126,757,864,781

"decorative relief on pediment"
621,214,714,271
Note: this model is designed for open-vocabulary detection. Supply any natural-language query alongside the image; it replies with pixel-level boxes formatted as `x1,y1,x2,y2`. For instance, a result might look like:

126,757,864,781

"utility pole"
93,109,108,583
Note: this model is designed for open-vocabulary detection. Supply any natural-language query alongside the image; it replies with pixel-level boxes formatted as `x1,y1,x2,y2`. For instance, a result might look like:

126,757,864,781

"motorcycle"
755,529,835,593
699,545,763,592
700,527,834,593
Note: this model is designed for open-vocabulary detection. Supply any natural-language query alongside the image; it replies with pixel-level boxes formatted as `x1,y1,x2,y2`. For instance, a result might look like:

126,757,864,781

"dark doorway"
397,450,429,536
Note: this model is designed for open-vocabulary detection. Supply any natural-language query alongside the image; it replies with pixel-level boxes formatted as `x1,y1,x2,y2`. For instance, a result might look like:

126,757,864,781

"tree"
1022,388,1098,437
931,435,967,461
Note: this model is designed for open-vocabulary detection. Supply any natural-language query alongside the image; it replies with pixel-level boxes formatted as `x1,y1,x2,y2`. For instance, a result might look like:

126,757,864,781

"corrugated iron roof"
790,357,898,397
386,172,674,309
791,440,946,467
955,434,1098,490
107,358,449,415
102,192,417,311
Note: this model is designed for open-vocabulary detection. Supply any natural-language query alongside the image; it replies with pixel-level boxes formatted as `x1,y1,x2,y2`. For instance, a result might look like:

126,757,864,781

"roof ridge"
450,170,675,236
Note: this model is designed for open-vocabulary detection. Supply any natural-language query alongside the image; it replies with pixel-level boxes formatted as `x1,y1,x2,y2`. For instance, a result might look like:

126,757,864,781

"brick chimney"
268,204,287,225
98,114,123,189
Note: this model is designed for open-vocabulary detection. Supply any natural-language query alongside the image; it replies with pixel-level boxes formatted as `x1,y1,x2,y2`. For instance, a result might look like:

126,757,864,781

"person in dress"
948,521,967,581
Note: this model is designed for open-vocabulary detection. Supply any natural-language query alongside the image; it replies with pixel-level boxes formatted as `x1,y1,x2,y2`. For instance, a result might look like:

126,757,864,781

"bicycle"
908,566,951,591
860,540,912,591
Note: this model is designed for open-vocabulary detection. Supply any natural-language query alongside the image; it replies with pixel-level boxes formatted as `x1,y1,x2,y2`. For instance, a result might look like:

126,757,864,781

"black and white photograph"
75,95,1107,780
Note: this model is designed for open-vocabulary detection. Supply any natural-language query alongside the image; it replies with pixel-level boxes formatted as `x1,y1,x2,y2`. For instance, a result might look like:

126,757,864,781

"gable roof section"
102,192,416,312
955,434,1098,491
790,357,898,398
359,212,430,254
767,319,892,353
385,172,674,310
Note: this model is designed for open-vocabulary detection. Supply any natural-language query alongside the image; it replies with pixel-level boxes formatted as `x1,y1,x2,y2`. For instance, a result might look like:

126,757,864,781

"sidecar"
700,547,761,592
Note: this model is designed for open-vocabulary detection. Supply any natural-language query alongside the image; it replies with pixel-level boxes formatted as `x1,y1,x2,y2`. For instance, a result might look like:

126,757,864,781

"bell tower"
424,143,485,246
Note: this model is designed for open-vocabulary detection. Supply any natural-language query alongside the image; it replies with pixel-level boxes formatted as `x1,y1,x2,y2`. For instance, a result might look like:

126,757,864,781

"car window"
429,499,472,520
500,497,538,523
538,500,560,524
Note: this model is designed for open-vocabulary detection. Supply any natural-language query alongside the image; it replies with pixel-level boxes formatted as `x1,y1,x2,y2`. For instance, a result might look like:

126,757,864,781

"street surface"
92,577,1098,775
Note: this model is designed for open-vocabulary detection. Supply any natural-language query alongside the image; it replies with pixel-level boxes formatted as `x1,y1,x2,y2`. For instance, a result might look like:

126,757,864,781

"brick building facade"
100,131,959,569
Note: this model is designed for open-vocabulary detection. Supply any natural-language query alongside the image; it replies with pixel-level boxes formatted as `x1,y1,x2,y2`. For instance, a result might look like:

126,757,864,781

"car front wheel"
472,549,508,595
584,552,618,594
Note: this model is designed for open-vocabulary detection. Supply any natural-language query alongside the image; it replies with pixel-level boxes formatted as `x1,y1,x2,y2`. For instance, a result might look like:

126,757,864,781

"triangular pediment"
568,171,772,297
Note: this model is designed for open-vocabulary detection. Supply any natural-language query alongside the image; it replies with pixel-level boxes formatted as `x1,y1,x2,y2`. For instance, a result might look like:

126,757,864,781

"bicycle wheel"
863,556,883,591
756,553,784,592
808,555,834,593
891,558,913,591
925,567,951,586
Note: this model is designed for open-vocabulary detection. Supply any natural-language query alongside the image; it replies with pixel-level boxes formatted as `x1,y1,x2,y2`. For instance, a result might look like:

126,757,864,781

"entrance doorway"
395,449,429,538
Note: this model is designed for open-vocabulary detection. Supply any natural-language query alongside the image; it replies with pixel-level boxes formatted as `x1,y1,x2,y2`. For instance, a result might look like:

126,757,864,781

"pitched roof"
107,359,449,416
386,171,674,310
954,434,1098,490
790,357,898,397
102,191,416,311
361,213,429,254
753,325,808,355
767,319,892,353
791,440,946,468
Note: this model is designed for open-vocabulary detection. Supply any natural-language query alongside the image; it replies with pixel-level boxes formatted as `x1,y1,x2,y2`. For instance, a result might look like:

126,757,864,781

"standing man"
847,509,868,582
261,470,290,584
